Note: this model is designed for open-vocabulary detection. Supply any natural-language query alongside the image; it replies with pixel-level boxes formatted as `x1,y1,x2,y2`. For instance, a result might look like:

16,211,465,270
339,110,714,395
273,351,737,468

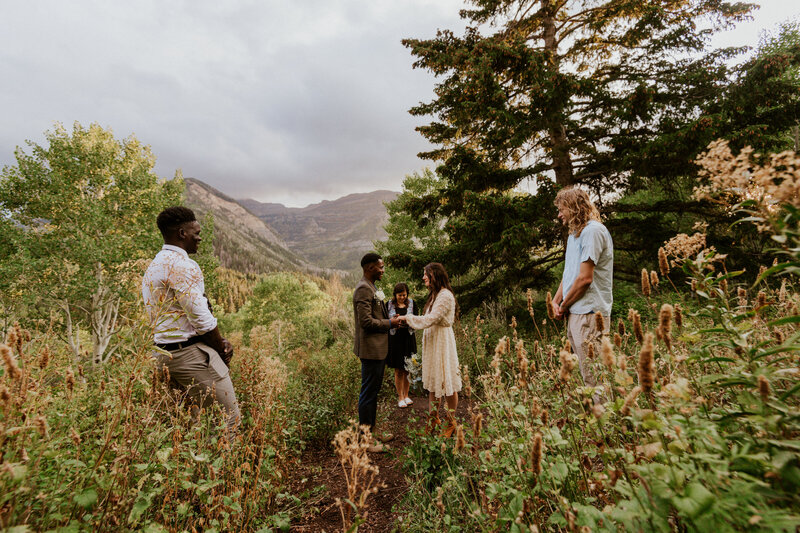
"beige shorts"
566,313,610,388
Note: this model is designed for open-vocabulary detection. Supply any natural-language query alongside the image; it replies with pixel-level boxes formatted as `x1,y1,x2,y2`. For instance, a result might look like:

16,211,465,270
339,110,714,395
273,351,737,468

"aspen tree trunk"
90,264,120,365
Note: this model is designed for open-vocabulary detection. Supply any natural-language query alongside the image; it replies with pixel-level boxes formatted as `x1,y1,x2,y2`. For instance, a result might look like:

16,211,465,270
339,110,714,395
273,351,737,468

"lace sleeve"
404,290,453,330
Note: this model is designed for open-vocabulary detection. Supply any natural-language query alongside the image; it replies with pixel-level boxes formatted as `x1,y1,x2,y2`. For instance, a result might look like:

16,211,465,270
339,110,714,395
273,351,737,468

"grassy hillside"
184,178,314,274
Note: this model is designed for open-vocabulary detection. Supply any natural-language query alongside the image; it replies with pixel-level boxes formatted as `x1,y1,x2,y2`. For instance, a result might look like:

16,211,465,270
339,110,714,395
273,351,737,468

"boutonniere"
374,289,386,302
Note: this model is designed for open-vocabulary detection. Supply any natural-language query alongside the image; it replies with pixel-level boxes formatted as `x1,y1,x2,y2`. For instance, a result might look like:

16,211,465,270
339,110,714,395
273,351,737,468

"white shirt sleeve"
169,261,217,335
580,225,604,265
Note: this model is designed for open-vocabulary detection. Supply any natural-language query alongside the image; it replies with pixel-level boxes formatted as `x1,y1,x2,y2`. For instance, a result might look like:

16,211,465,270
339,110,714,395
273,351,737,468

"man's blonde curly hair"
554,187,601,236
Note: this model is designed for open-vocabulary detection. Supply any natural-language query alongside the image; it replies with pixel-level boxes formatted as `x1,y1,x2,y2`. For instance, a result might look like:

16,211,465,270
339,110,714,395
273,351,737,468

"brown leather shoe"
367,443,386,453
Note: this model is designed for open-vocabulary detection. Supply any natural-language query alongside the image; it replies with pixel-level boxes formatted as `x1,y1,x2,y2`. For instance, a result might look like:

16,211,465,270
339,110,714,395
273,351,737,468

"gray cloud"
2,1,793,206
0,0,465,206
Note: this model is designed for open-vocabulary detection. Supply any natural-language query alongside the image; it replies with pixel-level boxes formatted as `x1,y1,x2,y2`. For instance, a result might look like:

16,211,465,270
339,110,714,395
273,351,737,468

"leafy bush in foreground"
0,322,294,532
397,143,800,531
0,271,356,531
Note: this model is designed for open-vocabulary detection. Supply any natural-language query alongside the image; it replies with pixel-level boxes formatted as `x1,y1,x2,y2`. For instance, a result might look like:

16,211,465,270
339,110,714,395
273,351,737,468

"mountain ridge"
183,178,320,275
239,190,398,272
239,190,398,216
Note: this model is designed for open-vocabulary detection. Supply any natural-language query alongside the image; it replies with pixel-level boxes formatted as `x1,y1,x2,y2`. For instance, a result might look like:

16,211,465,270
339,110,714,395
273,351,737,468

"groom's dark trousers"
358,358,386,429
352,276,391,431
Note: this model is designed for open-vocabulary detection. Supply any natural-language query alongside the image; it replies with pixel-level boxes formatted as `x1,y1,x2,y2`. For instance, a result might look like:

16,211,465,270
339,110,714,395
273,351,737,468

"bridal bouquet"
404,352,422,389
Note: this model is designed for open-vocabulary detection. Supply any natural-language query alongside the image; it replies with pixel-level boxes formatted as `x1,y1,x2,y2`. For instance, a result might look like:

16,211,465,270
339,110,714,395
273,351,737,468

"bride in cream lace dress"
400,262,461,436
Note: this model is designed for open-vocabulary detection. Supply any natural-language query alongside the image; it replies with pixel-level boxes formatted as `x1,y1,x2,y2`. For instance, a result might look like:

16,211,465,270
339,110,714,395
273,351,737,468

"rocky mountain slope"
239,190,398,272
183,178,314,274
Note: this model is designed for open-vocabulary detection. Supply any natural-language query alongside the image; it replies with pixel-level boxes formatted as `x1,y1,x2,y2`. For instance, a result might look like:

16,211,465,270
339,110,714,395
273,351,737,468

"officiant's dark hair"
392,282,410,305
361,252,382,268
157,206,197,239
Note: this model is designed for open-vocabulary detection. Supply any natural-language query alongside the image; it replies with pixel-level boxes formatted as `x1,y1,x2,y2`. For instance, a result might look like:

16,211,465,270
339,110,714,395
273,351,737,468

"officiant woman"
386,282,419,409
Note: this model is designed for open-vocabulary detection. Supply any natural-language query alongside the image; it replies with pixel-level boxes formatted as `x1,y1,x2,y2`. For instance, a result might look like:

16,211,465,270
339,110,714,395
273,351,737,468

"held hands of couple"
391,315,409,328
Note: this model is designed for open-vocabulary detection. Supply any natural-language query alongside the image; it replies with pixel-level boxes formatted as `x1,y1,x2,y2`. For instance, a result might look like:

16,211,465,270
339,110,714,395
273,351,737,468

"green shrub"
279,343,360,445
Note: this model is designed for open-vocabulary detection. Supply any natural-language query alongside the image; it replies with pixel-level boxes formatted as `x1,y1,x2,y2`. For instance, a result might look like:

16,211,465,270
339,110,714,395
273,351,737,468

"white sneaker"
398,400,408,408
404,397,413,406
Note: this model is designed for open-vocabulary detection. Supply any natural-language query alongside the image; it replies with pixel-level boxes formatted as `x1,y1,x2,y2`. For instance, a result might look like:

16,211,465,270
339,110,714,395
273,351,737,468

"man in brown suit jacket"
353,252,401,452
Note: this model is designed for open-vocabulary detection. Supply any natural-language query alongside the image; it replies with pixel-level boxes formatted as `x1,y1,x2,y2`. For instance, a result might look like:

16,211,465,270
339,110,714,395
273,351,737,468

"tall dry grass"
0,313,315,531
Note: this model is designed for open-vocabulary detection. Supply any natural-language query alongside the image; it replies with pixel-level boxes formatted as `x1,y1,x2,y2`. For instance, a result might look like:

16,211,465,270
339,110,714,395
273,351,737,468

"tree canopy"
0,122,184,319
392,1,800,308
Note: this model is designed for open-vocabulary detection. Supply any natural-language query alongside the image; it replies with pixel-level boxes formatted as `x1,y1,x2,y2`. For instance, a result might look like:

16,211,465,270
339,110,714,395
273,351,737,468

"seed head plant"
641,269,651,297
757,290,767,309
613,332,622,349
673,303,683,329
333,421,383,531
628,309,644,344
659,304,673,352
621,386,642,416
737,286,748,307
455,424,466,452
658,247,670,276
34,415,49,439
758,375,770,402
650,270,659,290
594,311,605,332
559,349,576,382
601,336,615,371
472,412,483,438
1,344,21,381
65,367,75,395
530,433,543,476
38,346,51,370
637,333,655,394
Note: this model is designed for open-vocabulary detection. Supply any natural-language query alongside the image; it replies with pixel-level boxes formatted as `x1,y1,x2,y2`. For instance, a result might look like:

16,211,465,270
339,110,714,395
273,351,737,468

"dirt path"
289,394,472,533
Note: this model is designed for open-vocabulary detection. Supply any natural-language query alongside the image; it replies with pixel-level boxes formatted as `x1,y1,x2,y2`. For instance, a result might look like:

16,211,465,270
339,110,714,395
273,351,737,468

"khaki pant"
567,313,610,391
153,342,241,432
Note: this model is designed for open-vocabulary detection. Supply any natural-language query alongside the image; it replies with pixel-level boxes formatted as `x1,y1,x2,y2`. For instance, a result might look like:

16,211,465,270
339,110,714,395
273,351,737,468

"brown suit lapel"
363,277,387,318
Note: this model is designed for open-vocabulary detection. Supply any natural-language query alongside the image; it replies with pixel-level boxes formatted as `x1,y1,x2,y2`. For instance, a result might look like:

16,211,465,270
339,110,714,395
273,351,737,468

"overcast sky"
1,1,798,207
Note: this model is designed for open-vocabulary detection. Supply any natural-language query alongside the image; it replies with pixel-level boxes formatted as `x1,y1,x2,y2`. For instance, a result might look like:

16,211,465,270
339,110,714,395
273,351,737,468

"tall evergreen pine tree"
393,0,799,309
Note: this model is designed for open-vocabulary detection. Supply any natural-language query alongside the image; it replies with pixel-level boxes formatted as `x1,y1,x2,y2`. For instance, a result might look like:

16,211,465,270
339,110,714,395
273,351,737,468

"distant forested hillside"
184,178,315,274
240,190,398,272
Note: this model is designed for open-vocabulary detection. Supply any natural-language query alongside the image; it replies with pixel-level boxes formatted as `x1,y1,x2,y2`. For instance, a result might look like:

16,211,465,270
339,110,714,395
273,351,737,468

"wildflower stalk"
555,386,590,500
594,419,657,532
527,288,545,343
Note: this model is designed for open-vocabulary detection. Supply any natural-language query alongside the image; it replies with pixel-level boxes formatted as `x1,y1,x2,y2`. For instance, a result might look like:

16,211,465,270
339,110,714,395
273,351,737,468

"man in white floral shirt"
352,252,401,452
142,206,240,433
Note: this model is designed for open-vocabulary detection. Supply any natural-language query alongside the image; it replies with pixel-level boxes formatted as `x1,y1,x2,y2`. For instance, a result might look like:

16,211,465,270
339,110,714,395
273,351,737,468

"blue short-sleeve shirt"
561,220,613,315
